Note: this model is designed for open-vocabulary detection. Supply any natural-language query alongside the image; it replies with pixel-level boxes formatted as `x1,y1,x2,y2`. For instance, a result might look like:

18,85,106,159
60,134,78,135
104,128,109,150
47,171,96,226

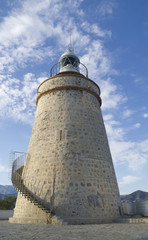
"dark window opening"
60,130,62,141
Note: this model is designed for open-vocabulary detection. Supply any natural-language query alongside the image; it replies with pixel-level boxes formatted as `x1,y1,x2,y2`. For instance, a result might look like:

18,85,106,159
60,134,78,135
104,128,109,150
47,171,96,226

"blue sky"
0,0,148,195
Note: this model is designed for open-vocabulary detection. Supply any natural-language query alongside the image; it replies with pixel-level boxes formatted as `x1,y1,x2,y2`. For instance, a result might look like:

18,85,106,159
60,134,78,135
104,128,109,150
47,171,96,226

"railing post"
50,62,88,78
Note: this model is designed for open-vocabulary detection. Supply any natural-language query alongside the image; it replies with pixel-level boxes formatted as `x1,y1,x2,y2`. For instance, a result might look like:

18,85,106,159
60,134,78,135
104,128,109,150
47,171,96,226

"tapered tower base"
10,72,121,225
9,193,51,224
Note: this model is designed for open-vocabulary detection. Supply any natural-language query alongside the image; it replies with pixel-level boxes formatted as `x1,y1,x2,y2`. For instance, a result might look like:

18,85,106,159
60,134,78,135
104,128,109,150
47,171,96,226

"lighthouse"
10,47,122,224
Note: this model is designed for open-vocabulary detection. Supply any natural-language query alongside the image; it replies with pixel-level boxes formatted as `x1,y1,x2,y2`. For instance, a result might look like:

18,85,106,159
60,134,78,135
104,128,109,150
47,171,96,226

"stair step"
12,171,52,215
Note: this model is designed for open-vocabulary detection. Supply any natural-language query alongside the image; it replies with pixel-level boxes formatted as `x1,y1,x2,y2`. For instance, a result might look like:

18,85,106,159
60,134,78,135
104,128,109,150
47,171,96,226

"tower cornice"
37,72,101,95
36,85,102,106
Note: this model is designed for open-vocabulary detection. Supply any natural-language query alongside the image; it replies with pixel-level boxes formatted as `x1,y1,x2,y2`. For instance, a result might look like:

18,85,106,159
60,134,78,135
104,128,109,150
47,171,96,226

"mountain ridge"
0,185,17,199
0,185,148,202
121,190,148,202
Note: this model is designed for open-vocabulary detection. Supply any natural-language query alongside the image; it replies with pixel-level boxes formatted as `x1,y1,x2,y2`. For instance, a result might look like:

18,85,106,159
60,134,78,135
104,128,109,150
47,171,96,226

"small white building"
122,200,148,217
136,200,148,217
122,201,136,215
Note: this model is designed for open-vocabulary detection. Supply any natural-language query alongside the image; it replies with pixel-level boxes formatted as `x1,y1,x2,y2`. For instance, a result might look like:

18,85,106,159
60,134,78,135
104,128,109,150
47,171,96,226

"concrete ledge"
0,210,14,220
9,217,50,224
51,217,115,225
9,216,116,225
115,217,148,223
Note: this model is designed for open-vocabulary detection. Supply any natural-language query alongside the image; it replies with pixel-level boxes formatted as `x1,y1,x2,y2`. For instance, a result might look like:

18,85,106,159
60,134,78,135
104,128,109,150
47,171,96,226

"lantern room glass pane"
60,57,79,68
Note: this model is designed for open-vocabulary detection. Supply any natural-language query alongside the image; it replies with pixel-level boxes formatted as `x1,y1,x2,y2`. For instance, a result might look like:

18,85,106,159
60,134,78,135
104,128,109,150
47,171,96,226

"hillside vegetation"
0,196,16,210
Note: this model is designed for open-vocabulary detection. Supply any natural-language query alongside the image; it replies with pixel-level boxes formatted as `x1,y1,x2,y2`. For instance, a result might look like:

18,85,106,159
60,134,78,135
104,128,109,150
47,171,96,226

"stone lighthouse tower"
10,47,121,224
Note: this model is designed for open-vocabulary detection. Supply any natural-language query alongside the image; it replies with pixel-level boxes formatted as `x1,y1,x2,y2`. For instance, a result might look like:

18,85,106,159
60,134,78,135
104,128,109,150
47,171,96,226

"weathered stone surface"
10,72,121,224
2,220,148,240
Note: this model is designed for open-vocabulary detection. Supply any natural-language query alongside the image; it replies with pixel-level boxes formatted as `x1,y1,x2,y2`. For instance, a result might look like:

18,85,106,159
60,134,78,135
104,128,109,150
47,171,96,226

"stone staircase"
11,159,54,216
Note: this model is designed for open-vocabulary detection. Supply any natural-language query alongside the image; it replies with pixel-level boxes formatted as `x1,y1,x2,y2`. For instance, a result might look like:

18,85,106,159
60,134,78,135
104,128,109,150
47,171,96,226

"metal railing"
10,152,55,217
9,151,26,181
50,62,88,78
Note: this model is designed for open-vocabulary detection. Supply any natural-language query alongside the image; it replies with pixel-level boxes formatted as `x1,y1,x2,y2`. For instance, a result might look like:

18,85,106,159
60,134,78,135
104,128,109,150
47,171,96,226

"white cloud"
0,73,47,124
97,0,117,16
125,122,141,131
139,140,148,152
0,1,146,177
123,122,141,132
0,0,81,73
119,175,141,185
133,123,141,128
134,77,143,83
110,140,148,171
0,0,123,125
80,40,114,79
103,114,114,121
122,109,134,118
0,1,115,75
100,78,126,110
104,114,125,141
81,22,111,38
103,110,147,172
0,164,9,173
144,113,148,118
0,0,147,193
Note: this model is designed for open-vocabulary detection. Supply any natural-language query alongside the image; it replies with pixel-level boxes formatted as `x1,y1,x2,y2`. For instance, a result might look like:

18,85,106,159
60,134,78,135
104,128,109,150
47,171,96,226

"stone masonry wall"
11,73,121,224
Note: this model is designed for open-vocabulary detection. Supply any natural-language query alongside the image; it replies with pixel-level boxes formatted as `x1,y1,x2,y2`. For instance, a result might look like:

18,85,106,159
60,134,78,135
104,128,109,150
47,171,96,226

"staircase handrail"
50,62,88,78
11,155,55,215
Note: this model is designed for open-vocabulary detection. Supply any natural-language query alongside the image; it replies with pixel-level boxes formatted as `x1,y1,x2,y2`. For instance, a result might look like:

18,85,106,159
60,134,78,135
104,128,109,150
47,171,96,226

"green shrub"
0,196,17,210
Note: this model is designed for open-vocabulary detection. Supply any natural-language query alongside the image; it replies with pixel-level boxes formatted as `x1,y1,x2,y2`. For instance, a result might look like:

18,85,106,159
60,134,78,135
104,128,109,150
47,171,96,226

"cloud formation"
104,114,147,171
97,0,117,16
0,0,121,124
0,73,46,124
144,113,148,118
122,109,134,119
119,175,141,185
0,0,147,192
110,139,148,171
0,164,9,173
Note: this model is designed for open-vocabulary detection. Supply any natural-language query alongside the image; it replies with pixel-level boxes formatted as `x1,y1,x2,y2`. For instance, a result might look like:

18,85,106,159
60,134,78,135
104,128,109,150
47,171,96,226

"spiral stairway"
11,153,54,217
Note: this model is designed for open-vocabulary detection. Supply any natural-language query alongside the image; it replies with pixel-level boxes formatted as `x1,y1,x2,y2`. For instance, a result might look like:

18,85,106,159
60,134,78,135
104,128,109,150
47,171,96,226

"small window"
60,130,62,141
61,57,79,68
